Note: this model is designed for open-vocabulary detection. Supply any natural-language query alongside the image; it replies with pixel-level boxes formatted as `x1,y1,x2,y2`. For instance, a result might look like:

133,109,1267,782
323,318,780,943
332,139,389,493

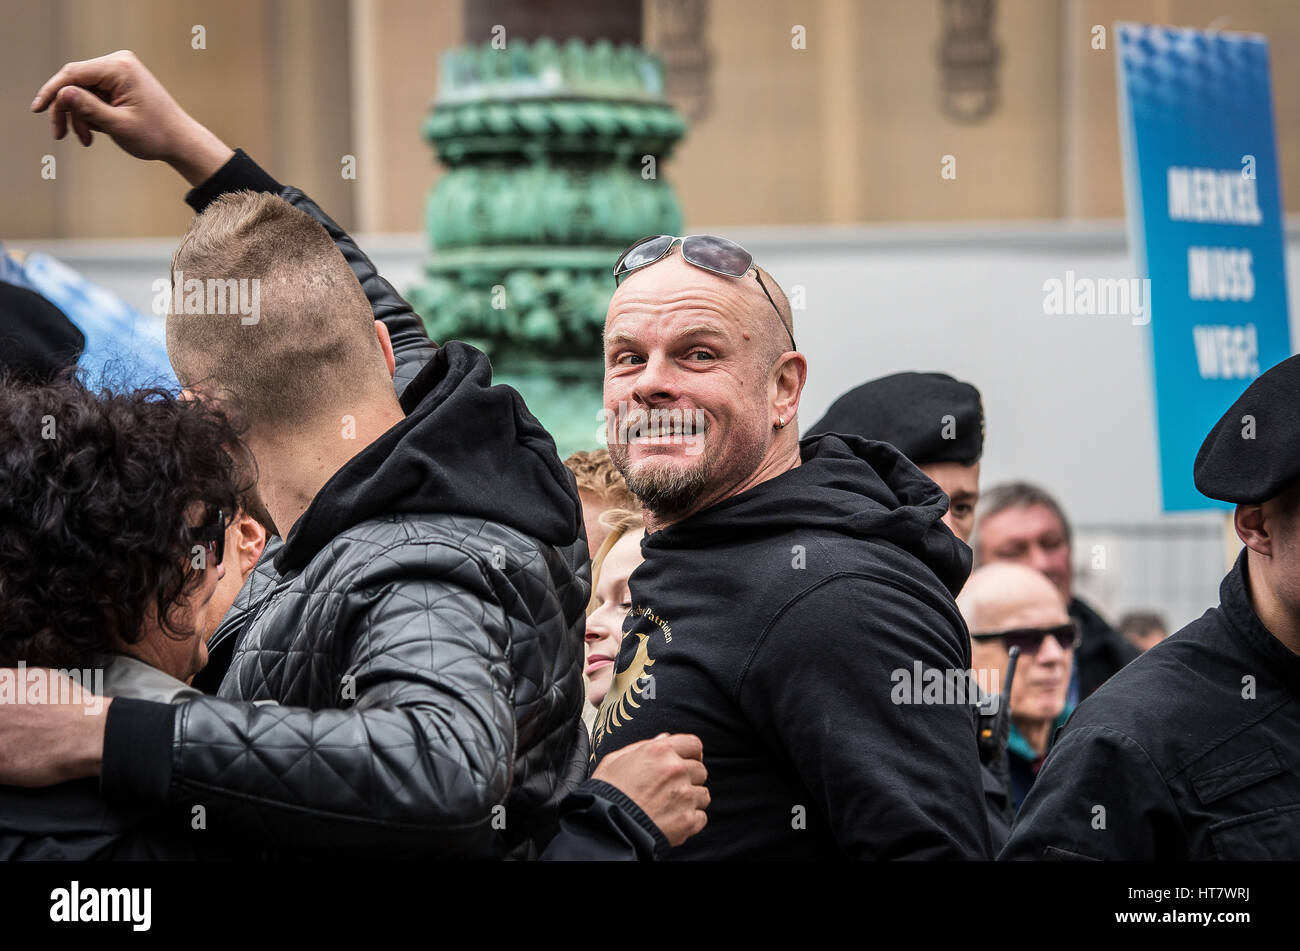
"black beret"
1194,354,1300,504
0,281,84,383
808,371,984,466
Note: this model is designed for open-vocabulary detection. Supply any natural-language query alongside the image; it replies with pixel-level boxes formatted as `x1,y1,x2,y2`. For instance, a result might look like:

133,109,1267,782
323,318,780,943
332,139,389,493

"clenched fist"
591,733,710,847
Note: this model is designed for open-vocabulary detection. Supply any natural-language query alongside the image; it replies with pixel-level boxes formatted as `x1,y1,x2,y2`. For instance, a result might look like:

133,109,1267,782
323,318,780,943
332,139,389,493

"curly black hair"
0,374,253,669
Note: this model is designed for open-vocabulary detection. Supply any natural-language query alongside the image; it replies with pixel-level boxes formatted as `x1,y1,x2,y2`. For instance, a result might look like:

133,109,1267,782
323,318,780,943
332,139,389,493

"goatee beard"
610,446,712,521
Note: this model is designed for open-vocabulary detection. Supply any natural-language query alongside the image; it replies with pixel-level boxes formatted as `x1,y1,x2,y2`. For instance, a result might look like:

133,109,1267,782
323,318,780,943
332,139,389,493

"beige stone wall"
2,0,353,238
346,0,462,233
4,0,1300,238
669,0,1061,225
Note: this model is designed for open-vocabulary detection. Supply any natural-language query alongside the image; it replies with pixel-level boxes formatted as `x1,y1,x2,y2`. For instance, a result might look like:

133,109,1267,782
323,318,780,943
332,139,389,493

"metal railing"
1071,518,1230,634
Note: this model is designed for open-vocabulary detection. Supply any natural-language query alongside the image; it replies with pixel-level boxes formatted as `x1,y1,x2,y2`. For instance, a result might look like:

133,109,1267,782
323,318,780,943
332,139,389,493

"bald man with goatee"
590,235,991,859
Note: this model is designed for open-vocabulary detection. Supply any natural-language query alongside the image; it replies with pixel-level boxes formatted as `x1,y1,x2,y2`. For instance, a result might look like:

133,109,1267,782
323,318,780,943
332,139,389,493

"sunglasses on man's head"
190,507,226,567
970,622,1081,655
612,234,797,351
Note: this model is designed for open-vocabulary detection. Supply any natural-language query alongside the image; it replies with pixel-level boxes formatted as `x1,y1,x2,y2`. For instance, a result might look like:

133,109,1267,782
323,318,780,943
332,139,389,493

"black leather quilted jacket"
101,153,592,859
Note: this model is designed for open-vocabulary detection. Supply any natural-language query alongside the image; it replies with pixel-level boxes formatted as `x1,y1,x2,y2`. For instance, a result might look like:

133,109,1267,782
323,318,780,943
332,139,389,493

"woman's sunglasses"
971,622,1081,656
612,234,797,351
190,508,227,567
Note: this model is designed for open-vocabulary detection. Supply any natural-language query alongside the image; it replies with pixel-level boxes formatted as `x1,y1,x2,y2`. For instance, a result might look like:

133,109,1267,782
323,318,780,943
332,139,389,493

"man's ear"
235,513,268,578
376,321,396,379
771,351,807,429
1234,503,1271,557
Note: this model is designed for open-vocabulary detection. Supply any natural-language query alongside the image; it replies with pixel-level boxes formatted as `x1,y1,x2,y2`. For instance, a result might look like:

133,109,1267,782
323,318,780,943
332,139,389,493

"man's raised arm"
32,50,434,390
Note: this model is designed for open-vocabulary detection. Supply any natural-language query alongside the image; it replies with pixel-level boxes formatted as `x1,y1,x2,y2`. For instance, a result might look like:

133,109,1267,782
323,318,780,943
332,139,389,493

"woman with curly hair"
0,374,251,859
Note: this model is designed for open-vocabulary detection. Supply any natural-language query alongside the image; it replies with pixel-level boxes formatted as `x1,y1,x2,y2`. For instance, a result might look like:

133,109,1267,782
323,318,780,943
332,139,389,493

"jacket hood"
278,341,581,572
647,432,971,596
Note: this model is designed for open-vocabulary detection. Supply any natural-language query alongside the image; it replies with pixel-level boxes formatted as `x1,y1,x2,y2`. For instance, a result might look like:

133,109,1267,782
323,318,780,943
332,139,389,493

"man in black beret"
0,281,84,382
1003,353,1300,859
809,372,984,541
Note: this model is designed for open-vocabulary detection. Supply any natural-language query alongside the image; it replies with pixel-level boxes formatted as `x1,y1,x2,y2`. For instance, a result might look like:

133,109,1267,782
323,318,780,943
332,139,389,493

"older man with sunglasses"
590,234,992,858
957,563,1077,813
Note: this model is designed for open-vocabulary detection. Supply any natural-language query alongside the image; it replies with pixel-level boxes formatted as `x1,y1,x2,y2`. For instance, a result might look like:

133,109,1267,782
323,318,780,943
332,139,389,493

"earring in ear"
776,416,786,430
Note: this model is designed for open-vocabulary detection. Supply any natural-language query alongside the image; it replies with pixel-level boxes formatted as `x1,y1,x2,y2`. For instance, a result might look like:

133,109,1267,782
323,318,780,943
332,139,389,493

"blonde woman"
582,508,644,731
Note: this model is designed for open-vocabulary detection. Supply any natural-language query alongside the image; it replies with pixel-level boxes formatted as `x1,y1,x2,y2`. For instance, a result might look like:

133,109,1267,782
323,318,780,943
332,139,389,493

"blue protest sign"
1116,23,1293,511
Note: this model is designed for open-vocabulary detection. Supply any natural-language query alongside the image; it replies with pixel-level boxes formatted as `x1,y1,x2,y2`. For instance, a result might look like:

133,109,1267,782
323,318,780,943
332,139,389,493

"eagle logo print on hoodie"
592,630,656,747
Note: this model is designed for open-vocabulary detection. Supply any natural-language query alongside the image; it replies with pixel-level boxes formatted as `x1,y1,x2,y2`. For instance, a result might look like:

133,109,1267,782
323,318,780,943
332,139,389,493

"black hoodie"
590,433,993,859
277,340,584,571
